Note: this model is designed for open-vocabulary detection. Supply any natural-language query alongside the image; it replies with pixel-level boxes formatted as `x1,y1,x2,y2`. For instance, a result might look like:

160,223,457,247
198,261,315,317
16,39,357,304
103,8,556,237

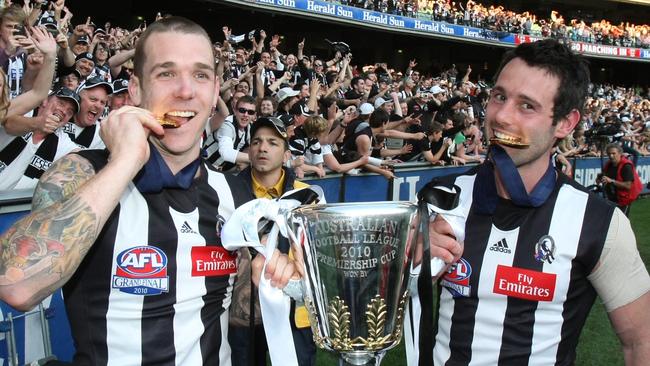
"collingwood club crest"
534,235,556,264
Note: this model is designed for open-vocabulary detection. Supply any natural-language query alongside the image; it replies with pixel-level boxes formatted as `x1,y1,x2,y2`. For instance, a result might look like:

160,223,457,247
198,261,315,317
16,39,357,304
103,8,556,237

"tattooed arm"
0,107,160,311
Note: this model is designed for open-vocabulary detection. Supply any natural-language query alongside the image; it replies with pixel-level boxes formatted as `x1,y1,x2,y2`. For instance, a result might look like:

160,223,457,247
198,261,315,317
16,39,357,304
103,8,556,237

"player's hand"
101,106,164,173
251,249,299,288
428,215,463,265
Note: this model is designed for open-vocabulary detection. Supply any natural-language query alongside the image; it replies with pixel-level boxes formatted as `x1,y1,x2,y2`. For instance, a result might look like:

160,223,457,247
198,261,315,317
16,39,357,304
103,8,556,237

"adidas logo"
180,221,197,234
489,238,512,254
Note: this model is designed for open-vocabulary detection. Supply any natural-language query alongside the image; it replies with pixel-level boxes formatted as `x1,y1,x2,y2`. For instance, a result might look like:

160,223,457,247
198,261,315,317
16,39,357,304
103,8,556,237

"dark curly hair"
493,39,590,125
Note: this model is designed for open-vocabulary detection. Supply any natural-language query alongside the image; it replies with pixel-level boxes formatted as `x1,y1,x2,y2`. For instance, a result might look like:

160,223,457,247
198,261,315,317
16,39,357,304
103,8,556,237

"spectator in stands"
398,117,450,165
280,52,301,86
74,52,95,81
0,87,80,190
258,96,276,118
276,86,300,124
89,40,111,81
109,78,130,111
0,6,26,93
70,34,89,56
230,116,313,366
446,113,482,165
289,115,327,178
230,43,249,79
398,78,416,100
64,76,112,149
340,106,396,179
286,100,312,136
0,26,57,122
344,76,367,105
57,67,81,91
204,95,256,172
321,106,370,174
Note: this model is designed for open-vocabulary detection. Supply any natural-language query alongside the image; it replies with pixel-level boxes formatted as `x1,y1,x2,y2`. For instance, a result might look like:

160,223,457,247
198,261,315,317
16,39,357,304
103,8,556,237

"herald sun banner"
241,0,650,61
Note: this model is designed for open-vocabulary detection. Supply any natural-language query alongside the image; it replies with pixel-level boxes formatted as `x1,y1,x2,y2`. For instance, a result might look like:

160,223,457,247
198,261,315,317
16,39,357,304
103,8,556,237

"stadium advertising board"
515,34,648,59
250,0,650,61
254,0,515,44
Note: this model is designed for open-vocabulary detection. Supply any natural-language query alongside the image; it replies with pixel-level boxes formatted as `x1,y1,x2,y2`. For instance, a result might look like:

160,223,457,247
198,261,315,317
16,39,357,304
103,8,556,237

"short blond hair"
0,5,25,25
303,115,329,138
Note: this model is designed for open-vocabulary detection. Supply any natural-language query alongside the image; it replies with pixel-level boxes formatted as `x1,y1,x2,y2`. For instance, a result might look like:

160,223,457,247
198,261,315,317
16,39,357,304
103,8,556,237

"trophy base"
339,351,384,366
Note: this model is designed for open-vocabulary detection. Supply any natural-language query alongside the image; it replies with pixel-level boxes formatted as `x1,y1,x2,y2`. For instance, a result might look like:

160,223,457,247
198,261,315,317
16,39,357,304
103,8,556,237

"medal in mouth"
156,116,180,129
490,131,530,149
155,111,196,129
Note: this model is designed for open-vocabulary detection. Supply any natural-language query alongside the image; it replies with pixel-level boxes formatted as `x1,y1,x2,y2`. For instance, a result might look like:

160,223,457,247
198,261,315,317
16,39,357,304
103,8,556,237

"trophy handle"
407,181,467,366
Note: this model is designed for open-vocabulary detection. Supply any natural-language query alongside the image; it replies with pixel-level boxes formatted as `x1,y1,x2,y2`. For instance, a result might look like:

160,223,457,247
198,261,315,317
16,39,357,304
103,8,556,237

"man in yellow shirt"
229,117,315,366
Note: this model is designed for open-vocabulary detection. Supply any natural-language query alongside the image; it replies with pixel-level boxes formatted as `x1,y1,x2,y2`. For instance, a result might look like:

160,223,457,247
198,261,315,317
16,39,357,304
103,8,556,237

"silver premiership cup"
286,201,418,366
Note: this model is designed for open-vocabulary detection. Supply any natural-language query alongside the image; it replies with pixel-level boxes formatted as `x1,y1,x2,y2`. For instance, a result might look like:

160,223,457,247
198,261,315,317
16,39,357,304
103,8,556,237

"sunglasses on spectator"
238,107,256,115
315,63,323,67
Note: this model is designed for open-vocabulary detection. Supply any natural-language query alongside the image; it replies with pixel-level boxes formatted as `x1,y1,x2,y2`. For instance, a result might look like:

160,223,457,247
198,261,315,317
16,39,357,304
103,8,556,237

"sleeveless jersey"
203,119,250,172
433,170,615,366
63,150,253,366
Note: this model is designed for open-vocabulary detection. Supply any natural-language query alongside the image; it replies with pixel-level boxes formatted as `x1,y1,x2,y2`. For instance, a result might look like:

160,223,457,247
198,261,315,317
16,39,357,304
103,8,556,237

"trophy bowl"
286,201,418,365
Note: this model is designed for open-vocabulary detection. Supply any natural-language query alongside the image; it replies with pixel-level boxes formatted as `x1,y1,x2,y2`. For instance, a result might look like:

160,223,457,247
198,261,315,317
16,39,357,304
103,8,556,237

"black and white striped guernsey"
432,168,615,366
63,121,104,149
63,149,253,366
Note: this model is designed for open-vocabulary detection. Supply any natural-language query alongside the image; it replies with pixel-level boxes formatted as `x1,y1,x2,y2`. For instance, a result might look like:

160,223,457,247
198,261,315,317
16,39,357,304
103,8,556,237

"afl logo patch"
112,246,169,295
441,257,472,297
534,235,556,264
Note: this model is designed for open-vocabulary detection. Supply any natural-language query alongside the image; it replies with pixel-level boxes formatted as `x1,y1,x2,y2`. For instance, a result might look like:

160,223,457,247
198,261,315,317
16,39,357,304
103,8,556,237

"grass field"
315,197,650,365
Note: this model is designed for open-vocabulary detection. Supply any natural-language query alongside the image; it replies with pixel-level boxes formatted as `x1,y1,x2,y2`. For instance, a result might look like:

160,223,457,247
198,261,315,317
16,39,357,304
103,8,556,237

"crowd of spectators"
559,85,650,163
340,0,650,49
0,0,649,192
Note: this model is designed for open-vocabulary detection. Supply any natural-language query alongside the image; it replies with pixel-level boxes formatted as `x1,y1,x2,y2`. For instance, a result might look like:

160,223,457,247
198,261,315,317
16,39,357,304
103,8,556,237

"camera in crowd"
227,29,264,45
248,29,262,43
325,39,351,57
378,74,391,84
13,24,26,37
584,121,621,142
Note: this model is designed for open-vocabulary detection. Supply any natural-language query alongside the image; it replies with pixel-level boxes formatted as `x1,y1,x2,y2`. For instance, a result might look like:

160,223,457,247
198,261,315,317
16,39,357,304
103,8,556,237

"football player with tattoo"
0,17,296,366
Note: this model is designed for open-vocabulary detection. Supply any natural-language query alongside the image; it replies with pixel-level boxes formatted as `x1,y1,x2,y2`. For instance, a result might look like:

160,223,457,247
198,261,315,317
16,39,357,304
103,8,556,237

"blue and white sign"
248,0,650,60
254,0,516,45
